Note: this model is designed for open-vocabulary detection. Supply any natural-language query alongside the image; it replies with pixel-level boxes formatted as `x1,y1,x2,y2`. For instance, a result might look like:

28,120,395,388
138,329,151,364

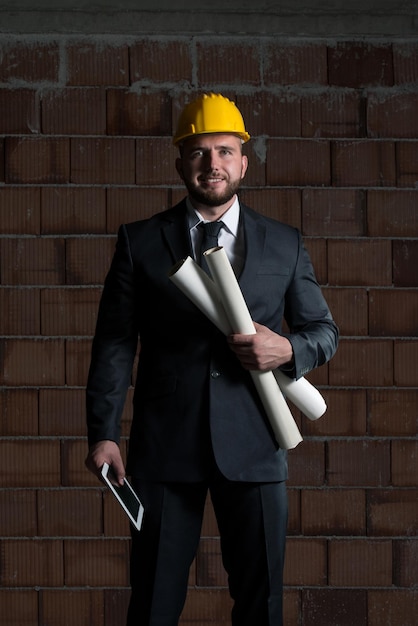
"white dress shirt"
186,195,245,276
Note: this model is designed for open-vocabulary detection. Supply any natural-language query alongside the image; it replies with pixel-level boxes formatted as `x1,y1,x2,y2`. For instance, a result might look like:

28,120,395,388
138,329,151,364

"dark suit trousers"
126,476,288,626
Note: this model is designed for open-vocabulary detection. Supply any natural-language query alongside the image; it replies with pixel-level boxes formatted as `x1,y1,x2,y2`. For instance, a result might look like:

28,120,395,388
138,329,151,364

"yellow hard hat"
173,93,250,146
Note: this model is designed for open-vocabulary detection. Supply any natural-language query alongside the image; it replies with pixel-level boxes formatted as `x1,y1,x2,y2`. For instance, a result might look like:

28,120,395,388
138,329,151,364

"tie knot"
200,221,223,238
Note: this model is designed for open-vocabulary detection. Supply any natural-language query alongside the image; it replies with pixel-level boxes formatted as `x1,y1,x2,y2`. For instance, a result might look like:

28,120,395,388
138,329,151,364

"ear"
241,154,248,180
175,157,184,181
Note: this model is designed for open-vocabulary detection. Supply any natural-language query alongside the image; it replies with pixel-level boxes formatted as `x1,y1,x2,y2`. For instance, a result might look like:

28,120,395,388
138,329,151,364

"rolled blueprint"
169,257,231,336
203,246,302,449
170,252,327,445
273,370,326,421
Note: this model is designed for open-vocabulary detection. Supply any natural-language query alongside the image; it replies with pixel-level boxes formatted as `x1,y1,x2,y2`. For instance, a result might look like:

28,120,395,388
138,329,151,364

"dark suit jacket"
86,200,338,483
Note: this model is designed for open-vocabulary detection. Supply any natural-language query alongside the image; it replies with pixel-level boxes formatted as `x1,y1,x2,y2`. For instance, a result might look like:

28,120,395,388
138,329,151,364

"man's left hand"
227,321,294,371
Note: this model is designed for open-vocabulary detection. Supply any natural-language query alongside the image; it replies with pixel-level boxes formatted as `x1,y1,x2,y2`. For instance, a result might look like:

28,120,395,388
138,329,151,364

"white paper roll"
273,369,327,420
169,257,231,336
204,247,303,450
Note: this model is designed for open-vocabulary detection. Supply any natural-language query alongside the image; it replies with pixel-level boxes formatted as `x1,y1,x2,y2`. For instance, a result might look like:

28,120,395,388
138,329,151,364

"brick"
328,239,392,286
40,590,104,626
327,440,391,487
393,539,418,587
42,88,106,135
369,289,418,336
367,190,418,237
197,41,260,85
180,588,232,623
0,389,38,436
238,92,301,138
303,238,327,285
287,441,325,487
328,42,394,87
368,389,418,437
66,237,116,285
38,489,103,537
283,590,301,626
302,589,367,626
0,187,40,234
284,538,327,585
6,137,70,184
106,188,168,232
0,338,65,386
136,138,179,185
393,240,418,287
301,488,366,535
130,39,192,84
64,538,130,586
267,139,330,186
1,237,65,285
329,539,392,586
368,489,418,537
103,488,132,538
329,338,393,387
239,189,301,229
65,338,93,386
392,440,418,487
397,141,418,187
302,91,363,138
66,42,129,86
264,43,328,85
196,538,228,586
303,389,367,437
321,287,368,336
0,590,38,625
0,40,59,83
368,93,418,138
0,490,37,536
41,186,106,234
0,538,63,586
0,138,4,182
107,90,172,136
368,590,418,626
332,140,396,186
40,287,101,336
393,42,418,84
0,88,39,134
39,388,86,436
302,189,366,236
104,589,130,626
71,138,135,184
0,440,60,487
0,287,40,335
394,340,418,387
287,488,301,535
241,138,266,187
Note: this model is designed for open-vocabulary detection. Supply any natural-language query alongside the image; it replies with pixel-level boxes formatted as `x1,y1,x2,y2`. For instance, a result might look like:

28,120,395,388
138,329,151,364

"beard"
184,177,242,207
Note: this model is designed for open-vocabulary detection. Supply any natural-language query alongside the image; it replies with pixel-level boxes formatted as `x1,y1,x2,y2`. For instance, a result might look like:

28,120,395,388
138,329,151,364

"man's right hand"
85,440,125,486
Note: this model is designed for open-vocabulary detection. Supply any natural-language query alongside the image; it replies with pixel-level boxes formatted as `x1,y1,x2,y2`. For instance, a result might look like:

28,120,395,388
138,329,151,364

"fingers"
85,440,125,485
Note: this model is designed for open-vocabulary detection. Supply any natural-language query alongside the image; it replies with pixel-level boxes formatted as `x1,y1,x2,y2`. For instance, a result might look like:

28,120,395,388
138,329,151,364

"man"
85,92,339,626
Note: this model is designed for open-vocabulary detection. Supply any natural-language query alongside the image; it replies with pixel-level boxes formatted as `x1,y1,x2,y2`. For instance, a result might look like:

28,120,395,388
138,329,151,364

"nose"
204,149,220,171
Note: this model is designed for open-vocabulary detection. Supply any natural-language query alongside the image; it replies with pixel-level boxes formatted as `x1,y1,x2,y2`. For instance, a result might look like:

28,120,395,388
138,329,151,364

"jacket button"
211,370,221,379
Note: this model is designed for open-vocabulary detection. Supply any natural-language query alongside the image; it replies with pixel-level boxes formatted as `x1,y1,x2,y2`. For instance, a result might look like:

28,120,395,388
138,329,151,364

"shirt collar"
186,195,240,237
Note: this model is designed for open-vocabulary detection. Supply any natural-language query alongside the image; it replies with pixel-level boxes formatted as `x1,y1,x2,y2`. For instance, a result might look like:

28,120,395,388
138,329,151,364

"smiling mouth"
201,177,224,184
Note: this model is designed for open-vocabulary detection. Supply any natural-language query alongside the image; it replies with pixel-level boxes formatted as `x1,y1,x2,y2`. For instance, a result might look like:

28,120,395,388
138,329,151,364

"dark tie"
199,221,223,273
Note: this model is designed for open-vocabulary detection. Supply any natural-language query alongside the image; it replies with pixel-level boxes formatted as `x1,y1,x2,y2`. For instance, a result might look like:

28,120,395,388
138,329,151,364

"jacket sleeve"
86,225,139,447
281,232,339,380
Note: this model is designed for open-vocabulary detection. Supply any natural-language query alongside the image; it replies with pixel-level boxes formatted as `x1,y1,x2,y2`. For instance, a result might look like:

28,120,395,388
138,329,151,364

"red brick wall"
0,36,417,626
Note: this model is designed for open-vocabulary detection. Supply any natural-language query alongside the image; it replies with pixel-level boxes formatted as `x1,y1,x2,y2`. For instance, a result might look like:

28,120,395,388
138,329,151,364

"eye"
189,149,205,159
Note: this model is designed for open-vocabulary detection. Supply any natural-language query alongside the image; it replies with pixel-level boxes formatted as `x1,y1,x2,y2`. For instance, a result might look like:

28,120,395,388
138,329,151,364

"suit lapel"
238,204,267,295
160,200,193,265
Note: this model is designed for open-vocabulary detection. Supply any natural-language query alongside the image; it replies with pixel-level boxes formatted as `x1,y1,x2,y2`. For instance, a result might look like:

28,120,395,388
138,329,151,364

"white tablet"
101,462,144,531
